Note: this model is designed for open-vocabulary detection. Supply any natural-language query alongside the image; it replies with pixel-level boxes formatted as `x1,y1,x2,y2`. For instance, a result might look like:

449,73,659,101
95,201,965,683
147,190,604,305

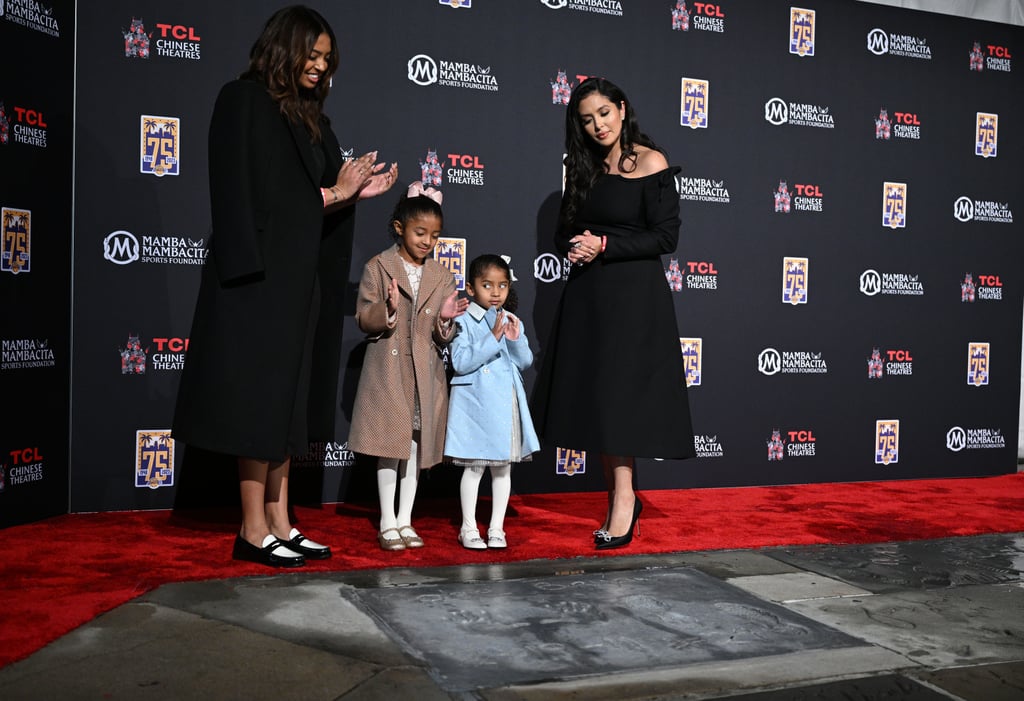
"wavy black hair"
242,5,338,142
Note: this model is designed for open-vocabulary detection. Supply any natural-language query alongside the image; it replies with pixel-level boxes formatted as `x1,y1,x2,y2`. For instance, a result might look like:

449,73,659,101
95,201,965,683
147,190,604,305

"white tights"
377,440,419,532
460,464,511,532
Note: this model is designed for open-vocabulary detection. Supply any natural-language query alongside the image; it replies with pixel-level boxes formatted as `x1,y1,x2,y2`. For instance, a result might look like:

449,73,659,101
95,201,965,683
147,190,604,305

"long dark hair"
243,5,338,142
561,77,660,228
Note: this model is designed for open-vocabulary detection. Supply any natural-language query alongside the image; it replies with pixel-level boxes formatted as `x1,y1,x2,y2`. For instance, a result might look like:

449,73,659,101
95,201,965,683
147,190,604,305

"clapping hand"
358,160,398,200
332,151,397,202
490,310,506,341
441,290,469,322
385,278,400,316
333,151,376,200
503,311,521,341
489,309,521,341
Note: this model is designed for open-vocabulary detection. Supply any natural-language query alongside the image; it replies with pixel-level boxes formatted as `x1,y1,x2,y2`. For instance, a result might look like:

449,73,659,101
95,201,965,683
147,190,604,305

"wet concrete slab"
317,548,804,589
352,566,865,693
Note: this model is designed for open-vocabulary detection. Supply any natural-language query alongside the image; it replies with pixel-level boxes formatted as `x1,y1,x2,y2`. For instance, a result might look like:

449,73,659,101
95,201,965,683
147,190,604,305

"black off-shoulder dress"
532,167,696,459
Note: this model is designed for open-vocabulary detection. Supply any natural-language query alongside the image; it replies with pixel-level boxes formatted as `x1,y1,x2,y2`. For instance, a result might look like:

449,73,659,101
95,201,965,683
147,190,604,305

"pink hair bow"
407,181,443,205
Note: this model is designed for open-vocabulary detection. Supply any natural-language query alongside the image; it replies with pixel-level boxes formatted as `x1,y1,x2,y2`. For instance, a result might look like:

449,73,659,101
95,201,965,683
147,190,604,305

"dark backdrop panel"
69,1,1022,512
0,1,75,527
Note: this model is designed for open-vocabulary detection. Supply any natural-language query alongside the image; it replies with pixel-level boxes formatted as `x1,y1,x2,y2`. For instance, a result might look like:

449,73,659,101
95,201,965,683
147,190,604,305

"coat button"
425,308,432,315
391,349,398,356
482,367,490,373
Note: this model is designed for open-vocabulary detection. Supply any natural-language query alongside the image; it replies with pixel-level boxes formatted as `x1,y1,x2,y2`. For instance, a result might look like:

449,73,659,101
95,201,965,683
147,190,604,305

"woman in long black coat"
532,78,695,551
173,6,397,567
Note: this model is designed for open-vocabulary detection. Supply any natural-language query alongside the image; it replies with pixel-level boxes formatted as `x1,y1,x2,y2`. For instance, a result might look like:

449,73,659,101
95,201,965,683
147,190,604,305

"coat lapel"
380,246,414,300
418,260,447,312
379,246,448,311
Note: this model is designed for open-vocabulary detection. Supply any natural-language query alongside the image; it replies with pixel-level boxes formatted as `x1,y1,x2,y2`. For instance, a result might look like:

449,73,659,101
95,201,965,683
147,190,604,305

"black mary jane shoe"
285,528,332,560
232,534,305,568
595,498,643,551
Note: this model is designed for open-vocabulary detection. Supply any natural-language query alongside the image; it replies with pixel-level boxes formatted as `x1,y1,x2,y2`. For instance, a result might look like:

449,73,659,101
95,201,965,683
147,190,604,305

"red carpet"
2,473,1023,668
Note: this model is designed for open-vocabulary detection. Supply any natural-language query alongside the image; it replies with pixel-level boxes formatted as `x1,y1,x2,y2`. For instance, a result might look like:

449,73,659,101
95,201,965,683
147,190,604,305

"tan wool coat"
348,245,457,468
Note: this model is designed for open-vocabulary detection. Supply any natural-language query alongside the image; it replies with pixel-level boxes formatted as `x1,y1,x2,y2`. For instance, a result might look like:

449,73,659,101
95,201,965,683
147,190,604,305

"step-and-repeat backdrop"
0,0,74,527
5,1,1023,520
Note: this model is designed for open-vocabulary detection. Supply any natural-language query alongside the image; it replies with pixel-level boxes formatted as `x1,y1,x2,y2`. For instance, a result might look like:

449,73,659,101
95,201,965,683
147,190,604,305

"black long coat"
172,78,352,462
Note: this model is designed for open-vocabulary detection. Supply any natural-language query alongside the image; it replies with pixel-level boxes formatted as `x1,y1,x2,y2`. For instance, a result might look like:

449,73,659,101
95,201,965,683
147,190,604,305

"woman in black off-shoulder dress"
532,78,695,550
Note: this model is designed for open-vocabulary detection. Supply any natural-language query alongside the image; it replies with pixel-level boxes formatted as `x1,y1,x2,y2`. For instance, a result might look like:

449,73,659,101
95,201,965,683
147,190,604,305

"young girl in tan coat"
348,182,468,550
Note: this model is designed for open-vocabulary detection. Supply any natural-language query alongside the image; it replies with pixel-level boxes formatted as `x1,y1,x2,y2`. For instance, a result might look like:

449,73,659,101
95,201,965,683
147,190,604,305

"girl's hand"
491,310,506,341
385,278,399,316
504,312,521,341
358,161,398,200
568,229,601,265
440,290,469,321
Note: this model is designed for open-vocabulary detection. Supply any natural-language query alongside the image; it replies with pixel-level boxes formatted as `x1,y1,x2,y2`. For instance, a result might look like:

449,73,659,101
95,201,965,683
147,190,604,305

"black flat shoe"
285,528,332,560
232,534,305,568
595,498,643,551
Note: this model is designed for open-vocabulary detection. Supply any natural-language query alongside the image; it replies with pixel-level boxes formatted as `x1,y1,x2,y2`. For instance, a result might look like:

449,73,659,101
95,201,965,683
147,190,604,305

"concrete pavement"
2,533,1023,700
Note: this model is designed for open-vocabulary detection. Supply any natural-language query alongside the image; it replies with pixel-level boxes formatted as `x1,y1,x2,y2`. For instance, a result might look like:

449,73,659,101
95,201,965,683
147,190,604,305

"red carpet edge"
2,473,1023,668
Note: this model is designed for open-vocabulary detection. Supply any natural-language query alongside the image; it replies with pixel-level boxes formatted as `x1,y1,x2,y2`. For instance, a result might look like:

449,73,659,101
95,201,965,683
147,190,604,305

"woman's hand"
358,161,398,200
440,290,469,321
332,151,375,200
568,230,602,265
332,151,392,202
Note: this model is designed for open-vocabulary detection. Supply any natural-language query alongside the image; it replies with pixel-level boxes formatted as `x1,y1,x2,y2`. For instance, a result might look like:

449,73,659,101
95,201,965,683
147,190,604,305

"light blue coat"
445,302,540,462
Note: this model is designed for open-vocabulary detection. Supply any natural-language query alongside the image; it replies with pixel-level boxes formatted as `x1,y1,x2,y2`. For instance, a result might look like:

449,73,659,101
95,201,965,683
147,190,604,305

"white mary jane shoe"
458,527,487,550
486,528,507,549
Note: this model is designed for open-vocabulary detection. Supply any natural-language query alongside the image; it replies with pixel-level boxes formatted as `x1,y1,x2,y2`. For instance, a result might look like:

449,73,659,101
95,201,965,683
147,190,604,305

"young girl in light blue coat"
445,255,540,549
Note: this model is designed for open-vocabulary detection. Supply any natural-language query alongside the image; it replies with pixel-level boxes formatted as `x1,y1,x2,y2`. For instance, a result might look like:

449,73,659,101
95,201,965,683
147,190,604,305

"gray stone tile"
336,667,455,700
143,578,412,666
353,566,864,693
0,603,381,701
728,572,873,603
769,533,1024,593
913,660,1024,701
784,583,1024,668
479,647,912,700
670,550,805,579
701,673,951,700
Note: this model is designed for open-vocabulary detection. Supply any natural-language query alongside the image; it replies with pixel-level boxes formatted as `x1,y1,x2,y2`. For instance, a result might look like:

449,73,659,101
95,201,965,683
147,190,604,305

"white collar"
467,301,488,321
